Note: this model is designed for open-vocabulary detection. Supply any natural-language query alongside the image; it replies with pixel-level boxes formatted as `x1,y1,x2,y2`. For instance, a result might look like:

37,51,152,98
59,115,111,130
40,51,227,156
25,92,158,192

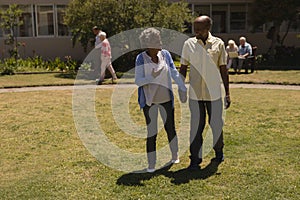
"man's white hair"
239,36,246,41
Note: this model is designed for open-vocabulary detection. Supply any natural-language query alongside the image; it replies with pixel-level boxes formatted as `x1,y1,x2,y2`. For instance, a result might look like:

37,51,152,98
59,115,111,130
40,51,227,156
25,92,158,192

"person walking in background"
226,39,238,72
179,16,231,170
135,28,187,173
92,26,102,46
96,31,117,85
91,26,102,77
237,36,252,74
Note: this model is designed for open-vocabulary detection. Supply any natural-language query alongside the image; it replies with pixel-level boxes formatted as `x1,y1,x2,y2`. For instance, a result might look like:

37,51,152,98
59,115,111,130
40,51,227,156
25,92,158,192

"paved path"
0,83,299,93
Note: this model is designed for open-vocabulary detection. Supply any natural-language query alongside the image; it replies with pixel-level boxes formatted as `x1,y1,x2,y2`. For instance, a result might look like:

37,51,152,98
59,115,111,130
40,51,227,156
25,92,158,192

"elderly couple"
135,16,231,173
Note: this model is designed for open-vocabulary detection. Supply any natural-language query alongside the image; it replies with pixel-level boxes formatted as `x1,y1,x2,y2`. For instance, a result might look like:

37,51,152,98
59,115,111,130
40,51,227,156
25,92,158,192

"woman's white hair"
139,28,162,49
228,39,236,45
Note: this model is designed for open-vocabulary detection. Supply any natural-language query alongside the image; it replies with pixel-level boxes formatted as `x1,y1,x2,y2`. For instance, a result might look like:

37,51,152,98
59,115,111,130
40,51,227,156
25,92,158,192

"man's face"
93,29,99,35
240,39,245,46
194,21,210,40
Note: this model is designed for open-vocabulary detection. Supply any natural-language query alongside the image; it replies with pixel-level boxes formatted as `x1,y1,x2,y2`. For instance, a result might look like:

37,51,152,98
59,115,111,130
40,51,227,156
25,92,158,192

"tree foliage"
250,0,300,58
0,4,23,59
64,0,193,51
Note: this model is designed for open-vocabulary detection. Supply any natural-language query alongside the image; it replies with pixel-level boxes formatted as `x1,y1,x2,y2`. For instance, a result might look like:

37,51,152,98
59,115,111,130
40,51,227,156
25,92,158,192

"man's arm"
243,45,252,57
248,44,253,56
220,65,231,109
178,64,188,103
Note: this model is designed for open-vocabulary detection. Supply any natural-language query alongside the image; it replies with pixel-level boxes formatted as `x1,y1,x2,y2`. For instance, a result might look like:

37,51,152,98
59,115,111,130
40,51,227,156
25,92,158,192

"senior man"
179,16,231,170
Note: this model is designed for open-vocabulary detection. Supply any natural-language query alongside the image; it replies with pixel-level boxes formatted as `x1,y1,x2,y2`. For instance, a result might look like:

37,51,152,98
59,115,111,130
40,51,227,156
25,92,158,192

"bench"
244,46,257,73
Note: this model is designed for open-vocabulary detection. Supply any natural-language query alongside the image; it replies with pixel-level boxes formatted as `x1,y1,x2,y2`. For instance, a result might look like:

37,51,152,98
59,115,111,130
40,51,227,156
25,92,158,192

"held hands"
178,89,187,103
224,95,231,109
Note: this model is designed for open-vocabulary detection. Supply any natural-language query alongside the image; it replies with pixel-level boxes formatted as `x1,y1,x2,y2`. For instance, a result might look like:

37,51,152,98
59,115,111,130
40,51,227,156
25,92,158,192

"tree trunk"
280,20,292,46
268,22,281,61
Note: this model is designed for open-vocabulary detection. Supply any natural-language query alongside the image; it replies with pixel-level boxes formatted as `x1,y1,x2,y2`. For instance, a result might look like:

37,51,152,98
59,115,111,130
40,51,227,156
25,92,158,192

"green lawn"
0,88,299,199
0,73,77,88
0,70,299,88
228,70,300,85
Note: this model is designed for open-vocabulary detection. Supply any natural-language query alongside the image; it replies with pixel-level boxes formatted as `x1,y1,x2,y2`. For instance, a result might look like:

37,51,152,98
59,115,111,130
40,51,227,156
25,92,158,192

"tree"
250,0,300,59
0,4,23,59
64,0,193,51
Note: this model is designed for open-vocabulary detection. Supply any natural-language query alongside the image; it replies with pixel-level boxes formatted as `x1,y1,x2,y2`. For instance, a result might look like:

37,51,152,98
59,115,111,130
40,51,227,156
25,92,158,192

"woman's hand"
151,68,163,78
178,89,187,103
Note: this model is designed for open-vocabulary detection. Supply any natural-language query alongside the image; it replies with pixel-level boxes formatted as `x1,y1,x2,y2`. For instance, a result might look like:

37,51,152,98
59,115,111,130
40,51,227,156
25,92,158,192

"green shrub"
0,58,17,75
0,56,79,75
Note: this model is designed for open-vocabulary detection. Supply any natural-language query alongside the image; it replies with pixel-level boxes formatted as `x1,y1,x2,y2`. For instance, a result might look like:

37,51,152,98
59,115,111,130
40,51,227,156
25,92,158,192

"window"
18,5,34,37
36,5,54,36
212,5,228,33
0,5,10,37
292,12,300,32
1,4,70,37
230,4,246,32
194,5,210,16
282,17,300,32
230,12,246,31
57,5,69,36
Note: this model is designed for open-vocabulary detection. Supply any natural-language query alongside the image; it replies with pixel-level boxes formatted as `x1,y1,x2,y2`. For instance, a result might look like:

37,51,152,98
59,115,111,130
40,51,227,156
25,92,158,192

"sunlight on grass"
0,70,300,88
0,88,299,199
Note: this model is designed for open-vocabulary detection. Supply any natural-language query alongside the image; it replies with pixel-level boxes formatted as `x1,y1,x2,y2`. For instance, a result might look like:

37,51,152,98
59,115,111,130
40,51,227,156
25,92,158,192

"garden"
0,84,299,199
1,2,299,199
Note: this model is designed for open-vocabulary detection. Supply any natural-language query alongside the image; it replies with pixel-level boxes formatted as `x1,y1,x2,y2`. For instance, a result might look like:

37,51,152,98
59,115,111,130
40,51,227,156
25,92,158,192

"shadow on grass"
116,163,174,186
168,161,221,185
228,71,253,75
54,73,77,79
116,161,221,186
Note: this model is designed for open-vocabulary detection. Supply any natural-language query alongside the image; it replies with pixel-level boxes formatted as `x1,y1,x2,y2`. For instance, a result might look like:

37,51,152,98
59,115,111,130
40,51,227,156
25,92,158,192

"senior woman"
135,28,187,173
226,39,238,71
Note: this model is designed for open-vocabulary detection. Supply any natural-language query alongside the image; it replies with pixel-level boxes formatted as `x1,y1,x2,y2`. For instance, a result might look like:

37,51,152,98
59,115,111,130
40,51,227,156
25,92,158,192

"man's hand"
225,95,231,109
178,89,187,103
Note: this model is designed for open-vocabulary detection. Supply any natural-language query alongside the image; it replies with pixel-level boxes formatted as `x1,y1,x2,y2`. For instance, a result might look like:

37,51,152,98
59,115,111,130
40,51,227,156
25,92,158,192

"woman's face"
147,48,161,55
145,34,162,53
100,35,105,41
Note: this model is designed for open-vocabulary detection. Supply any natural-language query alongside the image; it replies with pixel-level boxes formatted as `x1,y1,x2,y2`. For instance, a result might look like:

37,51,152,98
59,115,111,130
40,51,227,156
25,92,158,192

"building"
176,0,300,55
1,0,299,60
0,0,86,60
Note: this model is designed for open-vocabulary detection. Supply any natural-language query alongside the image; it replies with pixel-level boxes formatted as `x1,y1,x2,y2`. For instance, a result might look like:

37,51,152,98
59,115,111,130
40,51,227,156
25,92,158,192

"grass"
0,70,299,88
0,73,77,88
0,87,299,199
228,70,300,85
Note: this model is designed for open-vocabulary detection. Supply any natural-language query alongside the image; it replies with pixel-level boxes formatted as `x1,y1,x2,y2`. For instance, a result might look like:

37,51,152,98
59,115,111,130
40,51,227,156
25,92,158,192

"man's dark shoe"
187,163,200,171
187,157,202,171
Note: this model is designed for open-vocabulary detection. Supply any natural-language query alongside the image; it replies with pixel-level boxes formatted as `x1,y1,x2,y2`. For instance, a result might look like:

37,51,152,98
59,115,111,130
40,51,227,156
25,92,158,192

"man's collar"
207,32,213,43
194,32,213,44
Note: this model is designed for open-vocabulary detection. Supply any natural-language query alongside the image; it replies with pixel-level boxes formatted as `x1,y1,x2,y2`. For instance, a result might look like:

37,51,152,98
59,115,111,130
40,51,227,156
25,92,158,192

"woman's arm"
164,50,187,92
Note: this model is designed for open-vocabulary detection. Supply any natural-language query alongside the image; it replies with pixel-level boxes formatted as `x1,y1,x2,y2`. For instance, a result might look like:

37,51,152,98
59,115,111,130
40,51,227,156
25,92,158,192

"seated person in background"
237,36,252,74
226,39,238,71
